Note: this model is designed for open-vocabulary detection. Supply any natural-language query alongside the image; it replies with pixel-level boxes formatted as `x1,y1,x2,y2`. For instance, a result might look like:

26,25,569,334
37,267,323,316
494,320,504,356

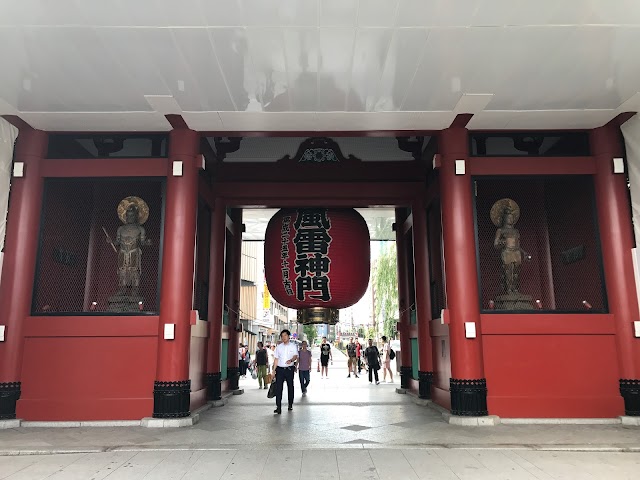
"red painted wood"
439,127,485,380
481,314,616,335
411,200,434,372
467,157,595,176
189,321,208,411
395,208,412,369
206,198,227,374
213,182,424,207
227,209,243,371
41,158,168,177
0,127,47,382
592,125,640,379
483,335,623,417
18,335,157,420
155,128,200,382
23,316,159,337
432,385,452,410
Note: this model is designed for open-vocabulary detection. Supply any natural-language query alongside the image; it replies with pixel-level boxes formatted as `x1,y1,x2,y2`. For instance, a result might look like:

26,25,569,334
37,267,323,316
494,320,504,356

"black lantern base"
0,382,21,420
297,307,339,325
620,379,640,416
418,371,434,399
153,380,191,418
450,378,488,416
228,367,240,390
400,366,412,390
205,372,222,401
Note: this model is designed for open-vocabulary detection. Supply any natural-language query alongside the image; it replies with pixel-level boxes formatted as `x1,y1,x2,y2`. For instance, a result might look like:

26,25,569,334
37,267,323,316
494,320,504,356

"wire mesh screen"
33,179,163,314
194,201,212,321
426,202,446,318
475,176,606,312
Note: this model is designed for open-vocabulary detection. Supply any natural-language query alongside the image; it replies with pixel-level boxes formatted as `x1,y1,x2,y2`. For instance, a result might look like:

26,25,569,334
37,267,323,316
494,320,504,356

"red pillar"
439,127,487,416
153,128,199,418
591,124,640,416
0,127,46,419
395,208,413,389
205,197,227,400
412,199,435,399
226,209,243,390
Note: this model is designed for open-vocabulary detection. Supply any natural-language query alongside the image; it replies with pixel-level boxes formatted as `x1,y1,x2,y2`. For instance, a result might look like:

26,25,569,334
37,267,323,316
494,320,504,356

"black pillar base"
620,379,640,416
0,382,21,420
418,371,434,399
400,366,412,390
450,378,488,416
228,367,240,391
153,380,191,418
205,372,222,401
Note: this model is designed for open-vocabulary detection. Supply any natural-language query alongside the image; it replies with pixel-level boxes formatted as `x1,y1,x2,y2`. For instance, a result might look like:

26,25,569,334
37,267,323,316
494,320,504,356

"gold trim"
490,198,520,227
117,196,150,225
297,307,339,325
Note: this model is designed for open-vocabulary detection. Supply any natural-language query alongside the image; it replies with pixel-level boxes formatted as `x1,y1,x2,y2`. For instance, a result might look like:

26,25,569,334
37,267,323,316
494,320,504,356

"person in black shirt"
320,337,333,379
254,342,269,389
364,338,381,385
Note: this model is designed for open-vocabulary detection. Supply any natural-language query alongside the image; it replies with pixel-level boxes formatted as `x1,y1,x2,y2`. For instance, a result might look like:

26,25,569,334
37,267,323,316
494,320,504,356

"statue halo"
490,198,520,227
117,196,149,225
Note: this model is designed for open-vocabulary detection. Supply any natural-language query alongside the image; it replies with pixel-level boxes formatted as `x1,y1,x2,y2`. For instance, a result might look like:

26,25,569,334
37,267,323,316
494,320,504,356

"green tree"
373,242,398,339
303,324,317,345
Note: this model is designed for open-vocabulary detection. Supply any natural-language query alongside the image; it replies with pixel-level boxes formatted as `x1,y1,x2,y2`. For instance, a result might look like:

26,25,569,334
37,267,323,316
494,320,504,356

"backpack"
389,348,396,360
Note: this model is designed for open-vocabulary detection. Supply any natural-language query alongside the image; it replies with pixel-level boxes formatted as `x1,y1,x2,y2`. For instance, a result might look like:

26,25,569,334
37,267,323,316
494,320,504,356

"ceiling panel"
20,111,172,132
1,1,640,131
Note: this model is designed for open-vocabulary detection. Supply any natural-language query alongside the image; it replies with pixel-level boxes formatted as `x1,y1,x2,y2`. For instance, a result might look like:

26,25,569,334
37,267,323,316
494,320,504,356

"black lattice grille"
475,176,606,312
33,179,163,314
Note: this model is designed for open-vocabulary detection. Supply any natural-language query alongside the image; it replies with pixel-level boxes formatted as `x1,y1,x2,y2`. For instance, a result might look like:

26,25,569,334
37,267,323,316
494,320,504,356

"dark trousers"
368,366,379,383
299,370,310,393
275,366,294,408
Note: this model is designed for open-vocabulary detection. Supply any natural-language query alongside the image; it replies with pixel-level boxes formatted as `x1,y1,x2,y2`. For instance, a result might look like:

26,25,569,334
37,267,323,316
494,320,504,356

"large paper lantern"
264,208,370,324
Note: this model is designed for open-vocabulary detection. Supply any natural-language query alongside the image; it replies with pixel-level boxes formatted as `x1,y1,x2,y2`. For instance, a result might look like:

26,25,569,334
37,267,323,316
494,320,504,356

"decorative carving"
396,136,425,162
620,379,640,416
283,137,360,163
0,382,20,420
450,378,488,416
153,380,191,418
213,137,242,161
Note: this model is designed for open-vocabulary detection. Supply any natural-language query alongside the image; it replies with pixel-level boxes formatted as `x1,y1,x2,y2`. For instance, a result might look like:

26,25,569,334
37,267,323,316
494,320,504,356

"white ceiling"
1,0,640,132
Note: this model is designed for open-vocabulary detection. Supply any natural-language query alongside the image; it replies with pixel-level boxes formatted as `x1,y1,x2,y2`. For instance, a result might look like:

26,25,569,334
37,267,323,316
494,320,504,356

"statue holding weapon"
105,196,151,311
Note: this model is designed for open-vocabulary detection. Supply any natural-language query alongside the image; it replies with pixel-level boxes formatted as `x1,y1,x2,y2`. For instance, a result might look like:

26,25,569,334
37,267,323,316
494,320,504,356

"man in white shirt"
272,329,299,414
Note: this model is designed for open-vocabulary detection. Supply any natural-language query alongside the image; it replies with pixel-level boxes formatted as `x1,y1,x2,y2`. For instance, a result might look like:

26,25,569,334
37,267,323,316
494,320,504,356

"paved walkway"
1,347,640,478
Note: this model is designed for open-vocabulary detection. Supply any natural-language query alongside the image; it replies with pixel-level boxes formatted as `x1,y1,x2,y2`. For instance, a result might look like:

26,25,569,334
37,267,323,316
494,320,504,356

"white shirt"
274,342,298,367
267,348,275,366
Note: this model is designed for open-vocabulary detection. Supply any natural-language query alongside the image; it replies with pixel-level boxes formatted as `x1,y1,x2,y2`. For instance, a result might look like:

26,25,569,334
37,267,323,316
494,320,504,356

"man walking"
356,340,362,374
346,337,359,378
320,336,332,379
298,340,312,396
253,342,269,389
272,329,298,414
364,338,381,384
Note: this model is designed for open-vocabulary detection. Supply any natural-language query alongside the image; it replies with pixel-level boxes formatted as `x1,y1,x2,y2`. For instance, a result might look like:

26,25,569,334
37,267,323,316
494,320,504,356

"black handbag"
267,379,277,399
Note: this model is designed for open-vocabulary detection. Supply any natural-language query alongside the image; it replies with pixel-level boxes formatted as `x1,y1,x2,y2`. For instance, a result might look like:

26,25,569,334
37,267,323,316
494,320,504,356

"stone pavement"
1,347,639,478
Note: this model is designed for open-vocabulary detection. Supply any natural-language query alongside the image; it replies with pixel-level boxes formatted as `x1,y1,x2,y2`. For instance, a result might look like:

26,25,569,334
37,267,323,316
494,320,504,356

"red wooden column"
153,127,199,418
395,208,413,389
205,198,227,400
439,127,488,416
411,199,435,399
226,208,243,391
592,124,640,416
0,126,46,420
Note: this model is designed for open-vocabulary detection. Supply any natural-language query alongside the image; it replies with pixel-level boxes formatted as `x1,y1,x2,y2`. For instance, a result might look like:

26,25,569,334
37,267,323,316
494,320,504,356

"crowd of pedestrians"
244,331,395,415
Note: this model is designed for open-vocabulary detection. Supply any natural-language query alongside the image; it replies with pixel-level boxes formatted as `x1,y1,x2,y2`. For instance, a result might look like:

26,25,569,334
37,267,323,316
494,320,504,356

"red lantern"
264,208,370,324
